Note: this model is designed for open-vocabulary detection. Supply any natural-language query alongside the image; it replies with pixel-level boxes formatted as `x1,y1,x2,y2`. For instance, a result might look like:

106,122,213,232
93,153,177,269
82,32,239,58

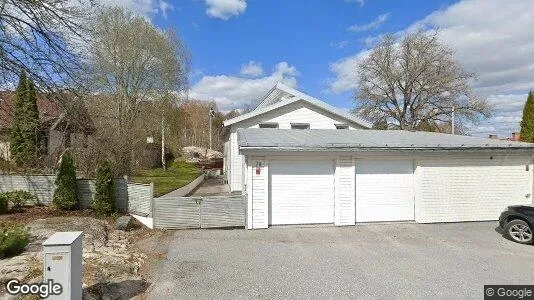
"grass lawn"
132,161,203,197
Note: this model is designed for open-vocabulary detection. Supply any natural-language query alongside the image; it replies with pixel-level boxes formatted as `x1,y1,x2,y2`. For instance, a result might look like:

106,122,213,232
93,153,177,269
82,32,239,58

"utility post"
451,106,455,135
161,113,166,171
209,107,215,150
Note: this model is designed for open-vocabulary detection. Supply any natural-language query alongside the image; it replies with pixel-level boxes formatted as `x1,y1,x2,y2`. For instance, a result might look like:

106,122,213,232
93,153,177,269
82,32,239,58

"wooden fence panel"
200,196,245,228
153,197,201,229
127,183,153,216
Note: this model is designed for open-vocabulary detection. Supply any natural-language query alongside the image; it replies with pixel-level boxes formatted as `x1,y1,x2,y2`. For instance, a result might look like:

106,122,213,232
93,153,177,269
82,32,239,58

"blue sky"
109,0,534,137
158,0,450,106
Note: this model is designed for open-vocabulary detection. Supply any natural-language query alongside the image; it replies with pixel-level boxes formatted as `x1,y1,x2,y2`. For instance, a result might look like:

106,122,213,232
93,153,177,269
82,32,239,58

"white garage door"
269,160,334,225
356,160,414,222
415,157,534,223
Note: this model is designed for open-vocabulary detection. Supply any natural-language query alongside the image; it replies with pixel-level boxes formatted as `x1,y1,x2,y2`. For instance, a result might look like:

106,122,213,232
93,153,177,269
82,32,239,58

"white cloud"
328,0,534,136
345,0,366,7
240,61,264,77
468,94,526,137
328,50,370,93
101,0,174,18
329,40,349,49
158,1,173,18
205,0,246,20
412,0,534,95
190,62,299,111
348,13,390,32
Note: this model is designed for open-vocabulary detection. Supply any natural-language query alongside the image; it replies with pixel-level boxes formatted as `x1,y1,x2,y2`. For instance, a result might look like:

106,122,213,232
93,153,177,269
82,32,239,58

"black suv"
499,205,534,244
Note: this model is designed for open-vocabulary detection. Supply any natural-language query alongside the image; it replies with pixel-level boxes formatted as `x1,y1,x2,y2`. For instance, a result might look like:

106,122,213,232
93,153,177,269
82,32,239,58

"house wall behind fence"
0,175,152,213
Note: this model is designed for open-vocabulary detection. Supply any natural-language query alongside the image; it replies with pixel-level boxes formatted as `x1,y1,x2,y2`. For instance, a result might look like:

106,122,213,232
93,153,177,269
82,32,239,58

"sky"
105,0,534,138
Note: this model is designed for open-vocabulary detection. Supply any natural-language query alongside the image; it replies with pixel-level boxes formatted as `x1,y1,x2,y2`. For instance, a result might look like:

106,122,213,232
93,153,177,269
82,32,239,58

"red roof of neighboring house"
0,91,64,131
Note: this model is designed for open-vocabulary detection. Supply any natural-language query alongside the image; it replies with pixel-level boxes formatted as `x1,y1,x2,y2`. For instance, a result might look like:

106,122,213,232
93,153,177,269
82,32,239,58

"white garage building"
237,129,534,229
223,83,534,229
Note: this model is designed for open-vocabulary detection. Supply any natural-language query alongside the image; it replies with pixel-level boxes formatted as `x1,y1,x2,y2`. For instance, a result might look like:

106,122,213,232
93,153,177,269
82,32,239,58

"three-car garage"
240,129,534,229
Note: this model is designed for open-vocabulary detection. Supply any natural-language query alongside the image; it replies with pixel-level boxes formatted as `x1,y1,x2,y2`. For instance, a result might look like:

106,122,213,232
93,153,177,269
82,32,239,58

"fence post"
198,197,203,228
150,182,154,218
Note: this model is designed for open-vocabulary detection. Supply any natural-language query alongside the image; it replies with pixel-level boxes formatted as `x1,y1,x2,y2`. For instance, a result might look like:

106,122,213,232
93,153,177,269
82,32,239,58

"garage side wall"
229,131,243,192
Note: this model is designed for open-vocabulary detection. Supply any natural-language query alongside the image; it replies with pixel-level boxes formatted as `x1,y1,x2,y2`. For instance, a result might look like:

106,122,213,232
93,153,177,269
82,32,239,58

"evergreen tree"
520,91,534,143
92,161,115,215
9,72,28,164
53,151,78,210
9,73,40,164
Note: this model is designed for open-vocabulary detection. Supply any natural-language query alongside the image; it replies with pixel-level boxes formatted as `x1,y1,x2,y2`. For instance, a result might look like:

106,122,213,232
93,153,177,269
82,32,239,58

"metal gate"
153,195,245,229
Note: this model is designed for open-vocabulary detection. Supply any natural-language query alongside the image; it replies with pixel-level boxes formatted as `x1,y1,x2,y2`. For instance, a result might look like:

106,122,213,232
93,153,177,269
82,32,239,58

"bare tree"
0,0,94,91
354,31,491,132
88,7,190,174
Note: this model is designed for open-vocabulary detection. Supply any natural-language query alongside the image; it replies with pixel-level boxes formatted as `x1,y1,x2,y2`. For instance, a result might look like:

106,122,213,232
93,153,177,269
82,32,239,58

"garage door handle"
526,193,531,198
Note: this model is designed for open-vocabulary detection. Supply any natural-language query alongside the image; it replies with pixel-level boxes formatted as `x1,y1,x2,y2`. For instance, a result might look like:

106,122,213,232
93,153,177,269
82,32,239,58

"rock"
83,278,149,300
25,217,108,253
181,146,222,161
0,254,31,283
115,216,134,231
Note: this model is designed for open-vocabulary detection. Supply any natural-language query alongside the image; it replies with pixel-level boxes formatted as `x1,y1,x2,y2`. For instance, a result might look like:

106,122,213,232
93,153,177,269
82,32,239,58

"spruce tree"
26,79,40,151
92,161,115,215
53,151,78,210
9,72,28,164
9,73,40,164
520,91,534,143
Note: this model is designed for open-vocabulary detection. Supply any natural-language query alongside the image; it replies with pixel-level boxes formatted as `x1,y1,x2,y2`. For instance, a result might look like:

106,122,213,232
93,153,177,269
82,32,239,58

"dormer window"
291,123,310,130
259,122,278,128
335,124,349,129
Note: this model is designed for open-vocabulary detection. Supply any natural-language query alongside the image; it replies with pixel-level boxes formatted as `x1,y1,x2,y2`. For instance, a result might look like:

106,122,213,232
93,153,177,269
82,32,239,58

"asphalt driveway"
146,222,534,299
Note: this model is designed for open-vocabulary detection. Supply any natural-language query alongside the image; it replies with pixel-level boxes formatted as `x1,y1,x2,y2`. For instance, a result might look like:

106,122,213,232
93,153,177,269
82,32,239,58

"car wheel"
505,219,533,244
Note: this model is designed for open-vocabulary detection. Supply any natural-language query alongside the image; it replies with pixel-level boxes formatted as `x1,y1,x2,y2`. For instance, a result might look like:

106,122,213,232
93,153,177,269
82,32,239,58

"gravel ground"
146,222,534,299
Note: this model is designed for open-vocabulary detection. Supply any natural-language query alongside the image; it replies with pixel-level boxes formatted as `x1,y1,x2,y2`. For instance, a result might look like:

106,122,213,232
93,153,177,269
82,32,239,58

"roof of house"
0,91,94,133
0,91,62,131
237,128,534,152
224,82,372,128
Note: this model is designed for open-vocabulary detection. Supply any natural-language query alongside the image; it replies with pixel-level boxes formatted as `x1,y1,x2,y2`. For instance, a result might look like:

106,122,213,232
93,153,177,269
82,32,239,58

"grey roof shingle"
237,128,534,152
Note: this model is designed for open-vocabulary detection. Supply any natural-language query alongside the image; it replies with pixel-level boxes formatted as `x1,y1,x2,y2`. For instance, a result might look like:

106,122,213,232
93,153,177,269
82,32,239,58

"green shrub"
0,224,29,259
92,161,115,216
0,191,39,210
0,196,7,214
53,151,78,210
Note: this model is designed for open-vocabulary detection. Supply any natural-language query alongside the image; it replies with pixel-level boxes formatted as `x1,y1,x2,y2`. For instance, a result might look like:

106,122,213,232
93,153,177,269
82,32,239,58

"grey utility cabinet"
43,231,83,300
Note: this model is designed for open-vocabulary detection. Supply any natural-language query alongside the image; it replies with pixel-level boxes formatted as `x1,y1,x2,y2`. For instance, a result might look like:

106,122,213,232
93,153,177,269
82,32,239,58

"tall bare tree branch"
0,0,95,92
353,31,492,133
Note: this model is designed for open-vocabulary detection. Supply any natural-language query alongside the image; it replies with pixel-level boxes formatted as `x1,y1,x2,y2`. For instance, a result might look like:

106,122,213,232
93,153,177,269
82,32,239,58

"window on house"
335,124,349,129
259,122,279,128
291,123,310,130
